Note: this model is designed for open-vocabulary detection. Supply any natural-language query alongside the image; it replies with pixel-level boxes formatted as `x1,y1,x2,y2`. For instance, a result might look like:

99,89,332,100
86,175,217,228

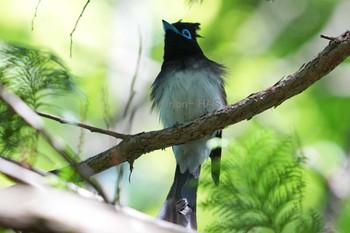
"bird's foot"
176,198,192,216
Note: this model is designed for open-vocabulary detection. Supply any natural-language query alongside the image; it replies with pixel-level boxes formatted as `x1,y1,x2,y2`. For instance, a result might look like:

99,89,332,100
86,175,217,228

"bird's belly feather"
157,70,225,173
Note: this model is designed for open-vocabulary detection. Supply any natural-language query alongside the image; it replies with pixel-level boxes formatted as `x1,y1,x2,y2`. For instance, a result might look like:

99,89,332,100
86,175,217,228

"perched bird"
150,20,227,230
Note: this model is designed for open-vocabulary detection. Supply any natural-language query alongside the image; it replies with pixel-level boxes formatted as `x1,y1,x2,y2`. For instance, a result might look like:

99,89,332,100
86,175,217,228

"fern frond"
0,43,74,109
201,130,323,233
0,43,75,159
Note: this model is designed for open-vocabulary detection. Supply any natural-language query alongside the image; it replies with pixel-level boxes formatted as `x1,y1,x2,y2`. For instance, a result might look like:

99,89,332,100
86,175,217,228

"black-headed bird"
151,20,227,230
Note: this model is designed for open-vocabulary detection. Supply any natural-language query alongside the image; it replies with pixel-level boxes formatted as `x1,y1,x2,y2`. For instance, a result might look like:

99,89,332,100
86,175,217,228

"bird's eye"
181,29,192,39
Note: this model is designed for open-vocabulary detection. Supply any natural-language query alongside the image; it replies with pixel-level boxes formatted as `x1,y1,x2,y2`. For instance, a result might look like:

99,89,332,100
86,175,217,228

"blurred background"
0,0,350,232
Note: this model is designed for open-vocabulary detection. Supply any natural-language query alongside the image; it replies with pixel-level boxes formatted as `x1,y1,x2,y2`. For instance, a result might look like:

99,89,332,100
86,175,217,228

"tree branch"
0,84,108,201
0,185,190,233
74,31,350,177
0,156,191,232
0,156,103,201
36,111,129,139
123,26,142,119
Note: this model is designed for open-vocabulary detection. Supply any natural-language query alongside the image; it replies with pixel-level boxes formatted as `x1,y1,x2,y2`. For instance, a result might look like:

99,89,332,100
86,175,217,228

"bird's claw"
176,198,192,215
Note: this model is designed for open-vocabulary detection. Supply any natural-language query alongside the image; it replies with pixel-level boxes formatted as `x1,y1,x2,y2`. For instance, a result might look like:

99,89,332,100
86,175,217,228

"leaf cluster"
202,130,323,233
0,43,75,158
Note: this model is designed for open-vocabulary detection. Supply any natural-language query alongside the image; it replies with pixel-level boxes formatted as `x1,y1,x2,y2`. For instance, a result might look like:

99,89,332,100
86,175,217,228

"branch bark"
0,186,190,233
0,157,190,233
75,31,350,177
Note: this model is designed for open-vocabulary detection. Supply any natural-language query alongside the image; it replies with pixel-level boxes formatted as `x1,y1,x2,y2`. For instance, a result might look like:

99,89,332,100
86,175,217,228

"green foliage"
337,198,350,233
0,43,74,108
57,165,85,184
202,131,323,233
1,0,348,230
0,43,75,158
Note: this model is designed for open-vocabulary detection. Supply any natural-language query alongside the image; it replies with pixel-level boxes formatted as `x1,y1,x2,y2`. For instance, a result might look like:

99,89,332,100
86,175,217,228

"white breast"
158,69,225,128
157,69,225,173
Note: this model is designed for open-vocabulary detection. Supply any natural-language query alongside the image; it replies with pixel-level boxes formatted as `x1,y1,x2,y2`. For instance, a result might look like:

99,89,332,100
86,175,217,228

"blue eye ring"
181,29,192,39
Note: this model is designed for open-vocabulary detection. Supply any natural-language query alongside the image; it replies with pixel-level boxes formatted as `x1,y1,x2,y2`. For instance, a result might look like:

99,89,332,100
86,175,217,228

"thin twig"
0,155,104,202
0,84,108,202
112,27,143,203
100,82,124,205
36,111,129,139
70,0,91,57
321,34,336,41
77,102,88,159
112,165,124,205
101,85,113,129
31,0,42,31
123,27,142,118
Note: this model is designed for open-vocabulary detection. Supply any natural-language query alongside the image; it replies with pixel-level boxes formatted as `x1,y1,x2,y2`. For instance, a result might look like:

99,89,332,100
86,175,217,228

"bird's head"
162,20,204,61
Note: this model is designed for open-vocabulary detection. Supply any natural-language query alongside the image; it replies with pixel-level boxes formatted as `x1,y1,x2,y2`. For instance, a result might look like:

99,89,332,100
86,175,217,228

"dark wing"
209,130,222,185
150,68,168,111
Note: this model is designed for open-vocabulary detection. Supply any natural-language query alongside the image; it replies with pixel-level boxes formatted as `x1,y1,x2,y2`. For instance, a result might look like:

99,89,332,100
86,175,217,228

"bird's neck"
163,39,204,62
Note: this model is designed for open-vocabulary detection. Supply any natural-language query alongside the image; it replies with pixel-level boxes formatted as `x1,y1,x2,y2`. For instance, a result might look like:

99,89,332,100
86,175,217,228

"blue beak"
162,20,180,34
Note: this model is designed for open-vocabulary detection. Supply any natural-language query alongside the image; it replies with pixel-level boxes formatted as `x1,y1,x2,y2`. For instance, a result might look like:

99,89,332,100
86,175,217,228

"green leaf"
0,43,75,159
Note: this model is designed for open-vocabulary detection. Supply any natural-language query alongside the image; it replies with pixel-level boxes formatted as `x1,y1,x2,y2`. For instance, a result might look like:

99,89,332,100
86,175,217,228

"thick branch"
0,158,190,233
0,185,190,233
70,31,350,176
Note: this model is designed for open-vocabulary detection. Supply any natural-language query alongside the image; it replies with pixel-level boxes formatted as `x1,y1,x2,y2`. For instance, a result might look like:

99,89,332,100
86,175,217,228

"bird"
150,20,227,230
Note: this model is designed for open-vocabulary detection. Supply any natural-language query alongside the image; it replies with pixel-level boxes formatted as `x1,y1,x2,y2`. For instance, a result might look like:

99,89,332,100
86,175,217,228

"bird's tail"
157,165,200,230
